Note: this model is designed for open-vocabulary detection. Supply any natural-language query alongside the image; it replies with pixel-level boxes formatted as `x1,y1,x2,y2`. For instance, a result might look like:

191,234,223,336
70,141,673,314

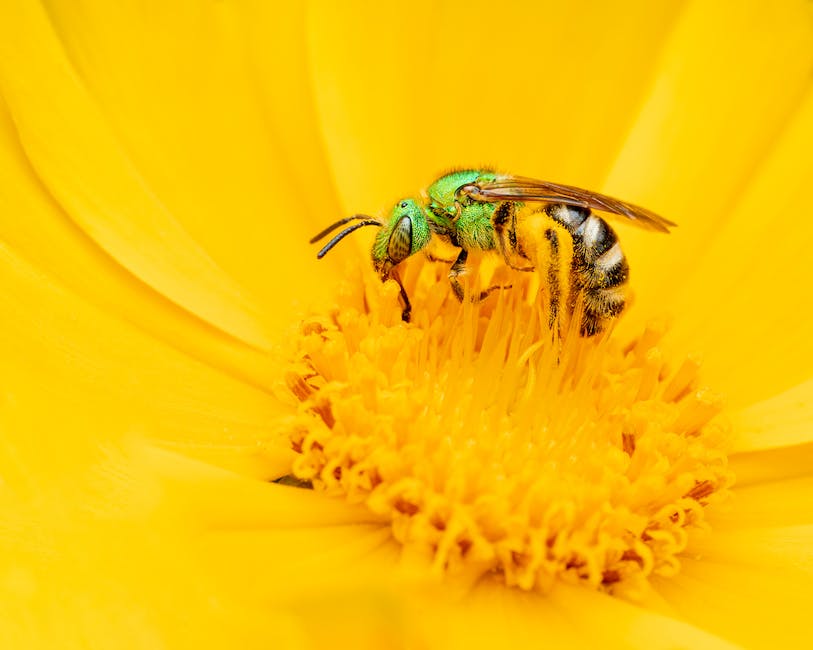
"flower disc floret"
282,262,732,593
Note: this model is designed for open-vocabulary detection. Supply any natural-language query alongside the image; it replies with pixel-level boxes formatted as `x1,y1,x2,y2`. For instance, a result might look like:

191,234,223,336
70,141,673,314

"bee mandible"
310,170,674,335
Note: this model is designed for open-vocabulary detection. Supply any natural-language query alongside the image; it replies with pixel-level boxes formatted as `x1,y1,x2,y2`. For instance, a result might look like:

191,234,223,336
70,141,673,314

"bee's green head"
310,200,430,281
371,199,431,279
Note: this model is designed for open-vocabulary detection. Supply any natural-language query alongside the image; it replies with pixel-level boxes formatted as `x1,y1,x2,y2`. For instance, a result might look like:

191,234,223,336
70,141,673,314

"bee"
310,170,674,335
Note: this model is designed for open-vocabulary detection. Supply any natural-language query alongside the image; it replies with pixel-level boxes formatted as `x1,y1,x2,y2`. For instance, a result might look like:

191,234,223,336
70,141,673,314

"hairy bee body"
311,169,672,333
426,183,631,335
493,202,629,335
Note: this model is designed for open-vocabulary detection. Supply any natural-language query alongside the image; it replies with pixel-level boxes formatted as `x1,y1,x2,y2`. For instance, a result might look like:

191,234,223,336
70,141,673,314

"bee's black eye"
387,216,412,264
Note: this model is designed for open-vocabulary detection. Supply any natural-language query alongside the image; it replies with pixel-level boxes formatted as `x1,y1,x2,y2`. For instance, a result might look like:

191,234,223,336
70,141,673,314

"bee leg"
508,209,535,271
544,228,561,337
498,238,534,272
425,252,456,264
448,249,469,302
390,269,412,322
494,204,534,272
477,284,513,300
449,249,512,302
272,475,313,489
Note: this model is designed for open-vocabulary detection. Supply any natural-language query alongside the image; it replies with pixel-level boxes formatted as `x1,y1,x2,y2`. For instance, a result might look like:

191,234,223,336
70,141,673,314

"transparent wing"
462,176,676,233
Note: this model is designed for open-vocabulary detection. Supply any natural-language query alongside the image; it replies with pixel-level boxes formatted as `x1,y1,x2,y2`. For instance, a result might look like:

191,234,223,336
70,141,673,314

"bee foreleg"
390,268,412,322
477,284,513,300
425,252,456,264
449,249,512,302
448,249,468,302
498,236,534,271
494,203,534,272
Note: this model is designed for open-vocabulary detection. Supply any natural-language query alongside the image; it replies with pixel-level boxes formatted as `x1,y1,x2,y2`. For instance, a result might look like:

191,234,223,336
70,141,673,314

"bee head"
372,199,431,279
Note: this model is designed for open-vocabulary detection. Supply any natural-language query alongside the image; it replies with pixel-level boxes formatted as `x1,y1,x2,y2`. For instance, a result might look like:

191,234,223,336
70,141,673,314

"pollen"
280,259,732,594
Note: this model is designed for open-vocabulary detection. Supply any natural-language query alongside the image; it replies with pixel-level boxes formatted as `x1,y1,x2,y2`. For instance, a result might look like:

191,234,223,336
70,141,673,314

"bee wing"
465,176,676,233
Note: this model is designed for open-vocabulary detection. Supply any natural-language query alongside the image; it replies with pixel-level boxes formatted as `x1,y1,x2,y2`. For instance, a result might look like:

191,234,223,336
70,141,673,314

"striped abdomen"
545,203,629,336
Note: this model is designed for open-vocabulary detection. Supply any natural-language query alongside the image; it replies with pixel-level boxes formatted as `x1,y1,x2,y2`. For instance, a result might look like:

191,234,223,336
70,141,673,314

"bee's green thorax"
424,170,499,251
427,169,498,207
455,201,497,250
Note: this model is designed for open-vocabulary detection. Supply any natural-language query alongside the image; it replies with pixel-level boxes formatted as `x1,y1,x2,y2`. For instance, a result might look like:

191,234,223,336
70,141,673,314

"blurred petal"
673,83,813,406
653,555,813,648
722,376,813,486
707,476,813,530
40,0,342,312
422,582,742,650
729,378,813,452
0,234,287,477
0,429,284,649
0,1,284,348
606,0,813,298
685,525,813,579
309,0,684,211
145,447,383,528
0,98,290,400
419,584,598,650
549,583,742,650
728,443,813,488
200,526,396,600
307,0,437,213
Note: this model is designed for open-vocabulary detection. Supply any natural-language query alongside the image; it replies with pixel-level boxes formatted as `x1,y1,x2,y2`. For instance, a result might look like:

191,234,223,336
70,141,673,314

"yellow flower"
1,1,812,649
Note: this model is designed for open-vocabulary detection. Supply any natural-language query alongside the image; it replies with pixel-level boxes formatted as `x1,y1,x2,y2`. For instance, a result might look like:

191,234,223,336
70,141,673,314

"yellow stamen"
280,260,733,593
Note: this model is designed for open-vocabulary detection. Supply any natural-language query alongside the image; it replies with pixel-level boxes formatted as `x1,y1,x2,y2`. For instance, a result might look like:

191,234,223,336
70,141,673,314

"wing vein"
464,176,675,233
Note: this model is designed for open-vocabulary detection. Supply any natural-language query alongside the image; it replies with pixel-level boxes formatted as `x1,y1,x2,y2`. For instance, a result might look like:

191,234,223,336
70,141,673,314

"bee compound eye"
387,216,413,264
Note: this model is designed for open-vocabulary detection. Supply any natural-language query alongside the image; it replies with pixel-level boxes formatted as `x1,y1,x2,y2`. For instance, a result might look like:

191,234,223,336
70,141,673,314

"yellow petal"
549,582,743,650
723,376,813,486
729,442,813,488
653,555,813,649
0,235,287,478
200,526,396,600
729,378,813,452
664,84,813,406
308,1,683,212
420,582,597,650
606,0,813,303
707,476,813,530
39,0,343,311
685,525,813,578
0,436,286,649
144,447,384,529
421,581,741,650
0,1,275,348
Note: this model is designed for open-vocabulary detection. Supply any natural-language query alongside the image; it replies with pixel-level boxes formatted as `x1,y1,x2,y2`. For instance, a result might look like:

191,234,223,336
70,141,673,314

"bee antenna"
316,220,382,259
310,214,379,244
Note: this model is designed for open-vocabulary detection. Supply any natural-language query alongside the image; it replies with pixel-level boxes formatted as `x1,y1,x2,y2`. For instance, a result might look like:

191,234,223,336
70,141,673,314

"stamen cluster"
281,262,732,592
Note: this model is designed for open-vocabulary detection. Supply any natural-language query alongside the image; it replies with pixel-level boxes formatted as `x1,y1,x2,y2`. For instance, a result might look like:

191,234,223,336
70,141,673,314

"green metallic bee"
311,170,674,334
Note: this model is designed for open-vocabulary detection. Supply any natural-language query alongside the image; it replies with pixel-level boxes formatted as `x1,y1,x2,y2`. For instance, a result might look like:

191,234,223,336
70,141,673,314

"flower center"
281,260,732,593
